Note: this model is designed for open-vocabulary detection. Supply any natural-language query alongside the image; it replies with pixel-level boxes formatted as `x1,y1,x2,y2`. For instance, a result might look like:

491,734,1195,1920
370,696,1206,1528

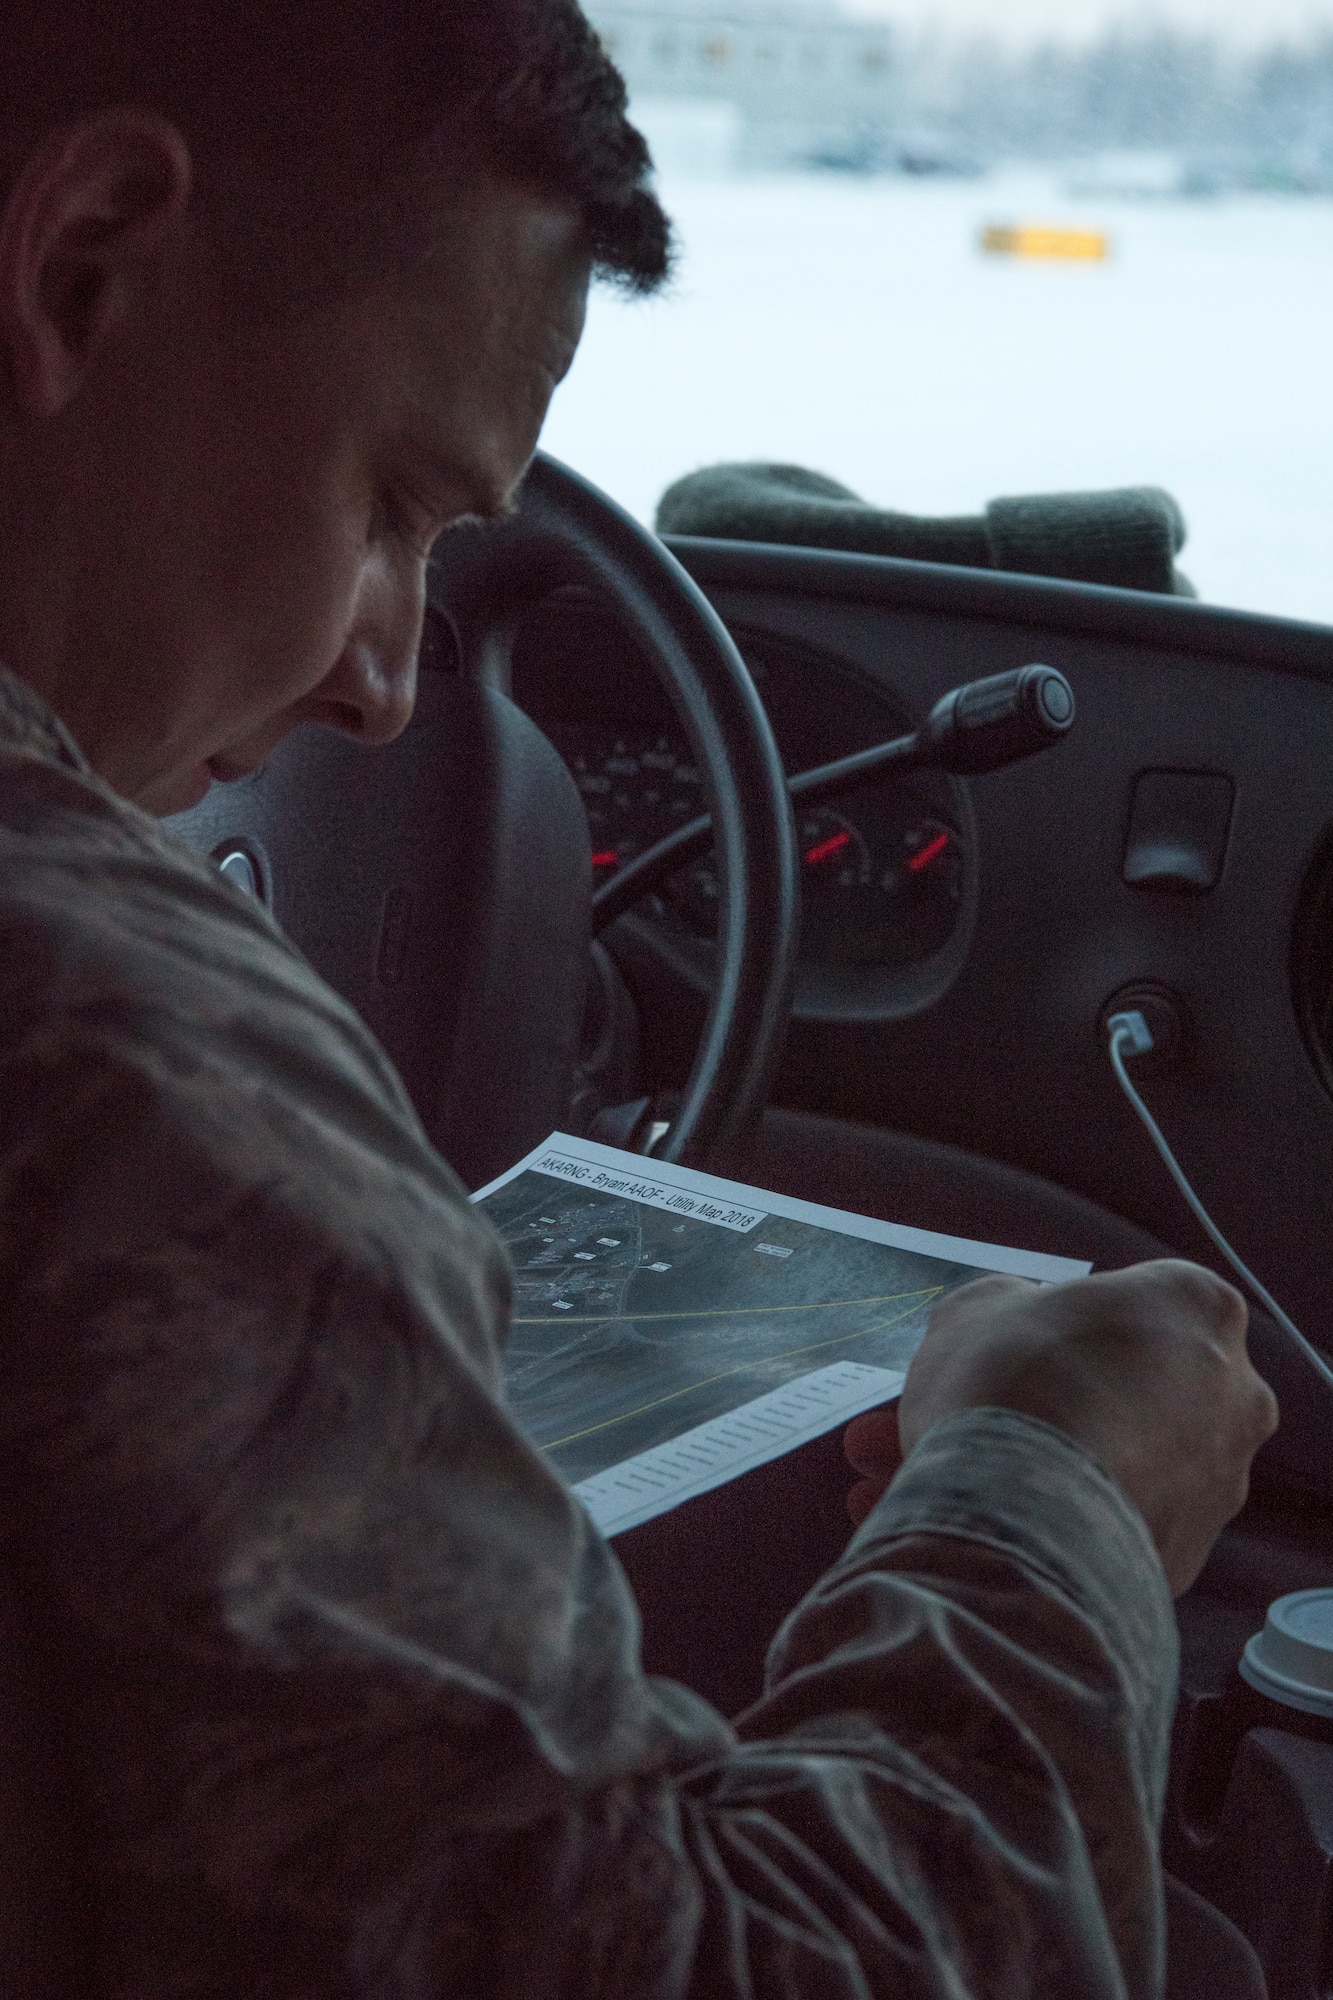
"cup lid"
1240,1589,1333,1718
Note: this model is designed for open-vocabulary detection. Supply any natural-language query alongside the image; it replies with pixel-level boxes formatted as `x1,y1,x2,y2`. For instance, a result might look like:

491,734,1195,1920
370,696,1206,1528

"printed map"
478,1151,985,1485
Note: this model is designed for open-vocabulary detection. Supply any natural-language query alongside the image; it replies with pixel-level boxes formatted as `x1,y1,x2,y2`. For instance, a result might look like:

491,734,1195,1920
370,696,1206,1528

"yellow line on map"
536,1293,940,1453
514,1287,939,1328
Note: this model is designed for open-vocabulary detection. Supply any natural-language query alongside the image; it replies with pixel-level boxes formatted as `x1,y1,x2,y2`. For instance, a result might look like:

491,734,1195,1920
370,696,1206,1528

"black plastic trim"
1290,822,1333,1112
665,537,1333,680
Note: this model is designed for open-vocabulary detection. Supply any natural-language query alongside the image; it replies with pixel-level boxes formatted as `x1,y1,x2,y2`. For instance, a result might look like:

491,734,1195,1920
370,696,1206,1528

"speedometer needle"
907,831,951,873
805,831,852,866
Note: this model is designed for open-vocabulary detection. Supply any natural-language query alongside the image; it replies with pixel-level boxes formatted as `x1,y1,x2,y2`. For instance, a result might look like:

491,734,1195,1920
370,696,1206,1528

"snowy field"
541,167,1333,627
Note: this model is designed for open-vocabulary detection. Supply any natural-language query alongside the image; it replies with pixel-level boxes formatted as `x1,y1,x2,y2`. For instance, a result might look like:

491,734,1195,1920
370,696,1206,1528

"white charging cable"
1106,1010,1333,1392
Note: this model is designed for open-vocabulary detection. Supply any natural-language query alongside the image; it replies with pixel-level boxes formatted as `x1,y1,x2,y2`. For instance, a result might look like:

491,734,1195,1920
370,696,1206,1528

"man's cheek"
244,607,353,719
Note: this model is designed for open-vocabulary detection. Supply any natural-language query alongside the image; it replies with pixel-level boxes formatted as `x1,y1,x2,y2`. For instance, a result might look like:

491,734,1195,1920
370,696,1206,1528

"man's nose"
313,565,424,746
325,632,419,746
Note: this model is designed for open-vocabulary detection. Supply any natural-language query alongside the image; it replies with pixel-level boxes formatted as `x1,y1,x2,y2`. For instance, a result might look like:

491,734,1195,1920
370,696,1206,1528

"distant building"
588,4,898,169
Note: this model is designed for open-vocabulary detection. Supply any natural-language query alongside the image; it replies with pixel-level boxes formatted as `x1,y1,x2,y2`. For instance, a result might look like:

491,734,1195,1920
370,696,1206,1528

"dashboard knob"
922,665,1075,775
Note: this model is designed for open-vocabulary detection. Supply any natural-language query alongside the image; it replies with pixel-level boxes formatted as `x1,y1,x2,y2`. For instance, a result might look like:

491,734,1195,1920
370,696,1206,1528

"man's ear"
0,111,192,417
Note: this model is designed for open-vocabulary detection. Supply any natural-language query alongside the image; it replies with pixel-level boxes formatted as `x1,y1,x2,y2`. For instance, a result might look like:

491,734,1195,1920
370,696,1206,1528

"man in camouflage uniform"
0,3,1276,1994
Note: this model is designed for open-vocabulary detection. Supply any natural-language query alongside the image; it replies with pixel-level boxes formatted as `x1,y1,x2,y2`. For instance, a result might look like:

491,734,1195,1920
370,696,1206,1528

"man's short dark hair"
0,0,672,296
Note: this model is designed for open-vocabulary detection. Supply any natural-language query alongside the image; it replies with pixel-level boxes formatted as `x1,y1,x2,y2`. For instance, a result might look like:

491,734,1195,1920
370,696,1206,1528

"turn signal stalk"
593,664,1075,933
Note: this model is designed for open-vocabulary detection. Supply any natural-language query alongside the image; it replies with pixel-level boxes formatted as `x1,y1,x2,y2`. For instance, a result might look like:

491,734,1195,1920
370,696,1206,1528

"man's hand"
844,1260,1278,1595
844,1404,904,1527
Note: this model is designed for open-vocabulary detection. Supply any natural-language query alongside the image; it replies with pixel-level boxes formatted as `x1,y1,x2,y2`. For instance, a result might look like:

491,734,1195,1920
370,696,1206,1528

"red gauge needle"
907,831,951,874
591,849,620,868
805,830,852,867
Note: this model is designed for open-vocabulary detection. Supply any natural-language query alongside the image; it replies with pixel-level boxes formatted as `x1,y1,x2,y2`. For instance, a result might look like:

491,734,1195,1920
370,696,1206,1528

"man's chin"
129,762,207,819
146,761,214,817
150,756,241,817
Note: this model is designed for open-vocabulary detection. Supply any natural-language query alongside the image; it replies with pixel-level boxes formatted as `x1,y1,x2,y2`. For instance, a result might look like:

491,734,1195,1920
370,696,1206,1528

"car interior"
11,446,1328,1995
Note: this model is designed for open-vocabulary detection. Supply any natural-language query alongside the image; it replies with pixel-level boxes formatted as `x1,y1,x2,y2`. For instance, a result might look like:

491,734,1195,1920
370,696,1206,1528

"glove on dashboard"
655,460,1195,597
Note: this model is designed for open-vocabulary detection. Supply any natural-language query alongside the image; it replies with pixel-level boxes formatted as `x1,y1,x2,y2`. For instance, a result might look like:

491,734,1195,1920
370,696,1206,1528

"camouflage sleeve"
0,794,1175,2000
717,1410,1177,2000
451,1411,1176,2000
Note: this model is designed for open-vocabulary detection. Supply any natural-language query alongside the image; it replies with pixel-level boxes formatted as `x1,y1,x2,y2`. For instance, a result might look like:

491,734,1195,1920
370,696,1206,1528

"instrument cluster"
550,722,967,970
512,600,972,976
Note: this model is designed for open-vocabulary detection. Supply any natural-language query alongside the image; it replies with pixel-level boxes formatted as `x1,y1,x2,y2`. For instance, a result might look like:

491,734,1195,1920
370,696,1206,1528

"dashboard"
512,592,978,1017
510,543,1333,1370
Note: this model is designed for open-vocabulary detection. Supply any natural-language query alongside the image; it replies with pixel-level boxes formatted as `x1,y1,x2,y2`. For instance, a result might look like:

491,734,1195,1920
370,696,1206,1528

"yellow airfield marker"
981,223,1111,262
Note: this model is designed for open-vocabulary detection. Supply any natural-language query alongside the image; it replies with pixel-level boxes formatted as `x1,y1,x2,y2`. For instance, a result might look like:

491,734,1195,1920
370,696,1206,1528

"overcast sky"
841,0,1333,44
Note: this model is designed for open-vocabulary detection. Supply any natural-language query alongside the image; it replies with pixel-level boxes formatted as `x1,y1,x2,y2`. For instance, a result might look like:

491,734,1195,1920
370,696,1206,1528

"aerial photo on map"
479,1161,985,1484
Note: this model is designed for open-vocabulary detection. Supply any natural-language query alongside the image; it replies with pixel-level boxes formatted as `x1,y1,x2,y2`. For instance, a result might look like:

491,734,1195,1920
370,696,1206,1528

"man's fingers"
1090,1259,1249,1345
926,1272,1040,1335
1250,1377,1280,1450
844,1404,901,1477
845,1477,886,1527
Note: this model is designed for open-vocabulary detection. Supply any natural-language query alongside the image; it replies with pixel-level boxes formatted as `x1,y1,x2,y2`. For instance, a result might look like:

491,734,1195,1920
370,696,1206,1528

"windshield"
543,0,1333,624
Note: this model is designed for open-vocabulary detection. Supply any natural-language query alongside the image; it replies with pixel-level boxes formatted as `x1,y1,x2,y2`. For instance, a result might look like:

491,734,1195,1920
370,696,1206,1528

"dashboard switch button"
1122,769,1235,892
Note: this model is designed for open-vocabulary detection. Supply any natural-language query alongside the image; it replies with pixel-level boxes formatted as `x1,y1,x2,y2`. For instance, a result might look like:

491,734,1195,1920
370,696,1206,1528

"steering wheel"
169,454,798,1182
430,453,800,1170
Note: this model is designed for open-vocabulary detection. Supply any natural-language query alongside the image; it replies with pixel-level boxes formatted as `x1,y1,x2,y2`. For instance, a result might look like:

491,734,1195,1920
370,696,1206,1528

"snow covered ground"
540,167,1333,626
